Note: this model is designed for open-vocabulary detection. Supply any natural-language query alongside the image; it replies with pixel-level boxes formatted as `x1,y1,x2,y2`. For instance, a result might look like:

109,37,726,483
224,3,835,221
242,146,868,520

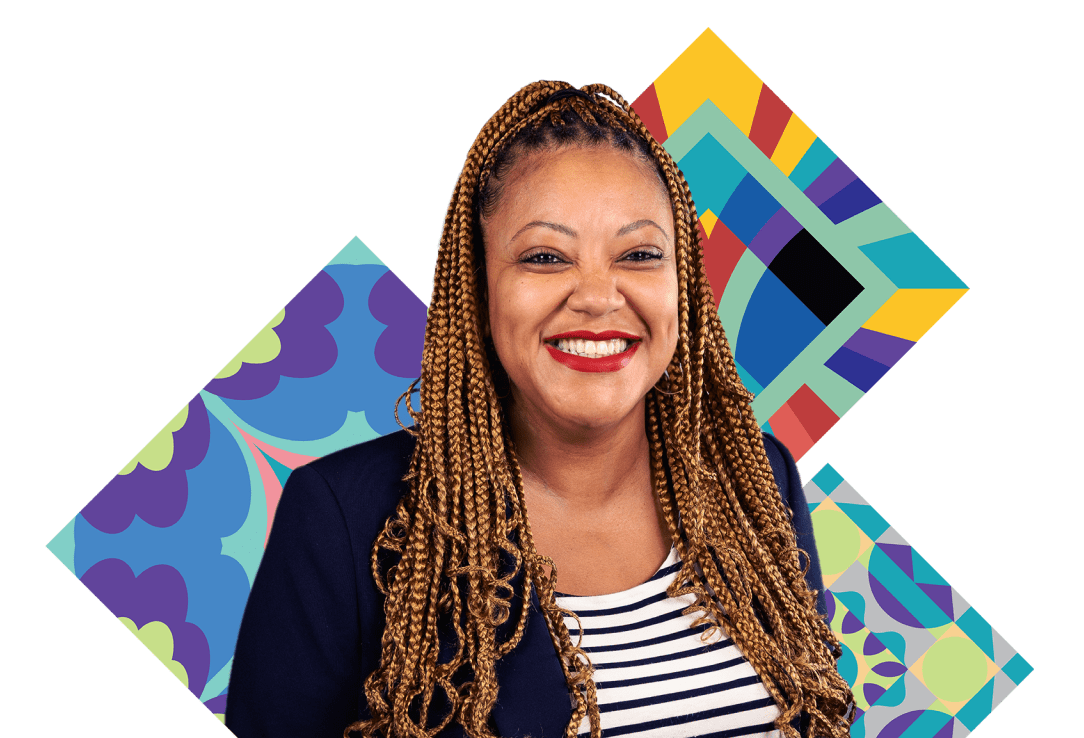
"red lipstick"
543,330,642,373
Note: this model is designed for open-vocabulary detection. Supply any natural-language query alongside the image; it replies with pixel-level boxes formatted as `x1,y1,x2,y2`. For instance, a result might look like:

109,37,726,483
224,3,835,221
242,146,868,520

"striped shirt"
555,547,781,738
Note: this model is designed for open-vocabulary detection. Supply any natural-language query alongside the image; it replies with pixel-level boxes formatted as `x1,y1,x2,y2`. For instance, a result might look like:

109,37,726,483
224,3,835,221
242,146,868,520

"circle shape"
921,636,988,703
810,508,861,577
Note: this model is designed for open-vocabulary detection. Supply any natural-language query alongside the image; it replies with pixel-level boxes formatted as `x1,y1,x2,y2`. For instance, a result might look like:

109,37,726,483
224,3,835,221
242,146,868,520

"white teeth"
551,338,632,357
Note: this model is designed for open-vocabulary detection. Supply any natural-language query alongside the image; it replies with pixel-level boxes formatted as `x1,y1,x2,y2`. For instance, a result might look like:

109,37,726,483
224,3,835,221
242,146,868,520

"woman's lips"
545,341,640,373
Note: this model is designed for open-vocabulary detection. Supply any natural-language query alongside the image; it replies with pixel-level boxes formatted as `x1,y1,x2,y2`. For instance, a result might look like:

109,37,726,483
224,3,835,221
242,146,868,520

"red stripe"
748,84,792,158
786,384,839,449
767,402,814,460
632,83,669,144
699,219,746,311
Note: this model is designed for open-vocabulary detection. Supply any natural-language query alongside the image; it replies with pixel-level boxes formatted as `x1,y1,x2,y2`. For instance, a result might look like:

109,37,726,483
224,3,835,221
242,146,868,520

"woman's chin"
543,396,646,435
507,374,653,436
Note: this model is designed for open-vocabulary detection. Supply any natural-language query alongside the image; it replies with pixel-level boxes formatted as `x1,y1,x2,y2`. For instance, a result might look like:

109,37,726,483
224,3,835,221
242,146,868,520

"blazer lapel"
491,576,572,738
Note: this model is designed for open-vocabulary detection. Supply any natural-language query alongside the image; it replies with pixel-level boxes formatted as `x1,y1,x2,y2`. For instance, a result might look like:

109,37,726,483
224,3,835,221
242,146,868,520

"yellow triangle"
858,539,875,569
911,652,926,684
857,528,874,559
932,696,969,715
654,28,763,136
862,288,968,342
943,622,966,638
700,209,719,238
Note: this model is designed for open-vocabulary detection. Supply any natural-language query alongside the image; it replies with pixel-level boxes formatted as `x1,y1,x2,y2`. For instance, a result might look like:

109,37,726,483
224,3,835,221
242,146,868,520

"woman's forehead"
485,145,671,228
504,143,661,185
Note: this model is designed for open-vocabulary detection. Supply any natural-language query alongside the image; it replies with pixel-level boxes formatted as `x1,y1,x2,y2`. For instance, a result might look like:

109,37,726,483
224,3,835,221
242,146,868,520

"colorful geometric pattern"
810,465,1032,736
632,30,967,459
45,27,1020,738
47,238,428,722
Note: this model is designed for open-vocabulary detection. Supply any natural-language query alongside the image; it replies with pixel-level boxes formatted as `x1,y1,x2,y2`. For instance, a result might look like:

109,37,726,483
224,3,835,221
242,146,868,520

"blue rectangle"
720,174,781,244
820,178,882,224
825,347,890,392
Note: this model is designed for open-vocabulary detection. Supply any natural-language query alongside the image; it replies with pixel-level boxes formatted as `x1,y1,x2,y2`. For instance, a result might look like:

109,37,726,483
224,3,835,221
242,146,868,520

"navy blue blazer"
226,429,825,738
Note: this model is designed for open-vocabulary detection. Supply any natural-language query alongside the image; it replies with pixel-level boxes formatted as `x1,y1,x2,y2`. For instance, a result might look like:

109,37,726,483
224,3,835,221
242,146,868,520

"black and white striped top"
555,547,781,738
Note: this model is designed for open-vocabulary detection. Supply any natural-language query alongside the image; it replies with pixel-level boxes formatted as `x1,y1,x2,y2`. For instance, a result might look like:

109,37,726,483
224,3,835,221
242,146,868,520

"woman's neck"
507,394,671,595
509,396,652,513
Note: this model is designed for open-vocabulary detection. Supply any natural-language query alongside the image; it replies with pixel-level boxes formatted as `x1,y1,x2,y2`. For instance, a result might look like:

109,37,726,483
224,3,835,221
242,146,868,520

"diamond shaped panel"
808,466,1031,736
632,30,967,458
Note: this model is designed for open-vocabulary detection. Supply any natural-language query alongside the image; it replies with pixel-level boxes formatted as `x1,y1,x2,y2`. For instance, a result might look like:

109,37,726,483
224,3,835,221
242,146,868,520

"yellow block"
699,208,719,238
654,29,764,136
771,113,817,176
862,289,968,342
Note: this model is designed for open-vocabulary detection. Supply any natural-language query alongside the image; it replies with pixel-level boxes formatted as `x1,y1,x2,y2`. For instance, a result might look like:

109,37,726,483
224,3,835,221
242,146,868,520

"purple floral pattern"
80,395,211,534
204,270,343,401
81,559,211,698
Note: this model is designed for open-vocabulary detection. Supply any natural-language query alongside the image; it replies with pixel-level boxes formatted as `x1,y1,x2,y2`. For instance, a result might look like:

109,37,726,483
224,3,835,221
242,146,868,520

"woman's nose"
566,269,625,316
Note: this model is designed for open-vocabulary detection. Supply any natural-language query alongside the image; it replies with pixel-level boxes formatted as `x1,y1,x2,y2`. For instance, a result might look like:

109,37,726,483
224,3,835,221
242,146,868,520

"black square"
768,229,863,326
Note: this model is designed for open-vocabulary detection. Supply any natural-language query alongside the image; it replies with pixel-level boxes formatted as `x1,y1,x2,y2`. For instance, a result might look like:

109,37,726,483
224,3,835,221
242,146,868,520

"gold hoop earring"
653,369,677,395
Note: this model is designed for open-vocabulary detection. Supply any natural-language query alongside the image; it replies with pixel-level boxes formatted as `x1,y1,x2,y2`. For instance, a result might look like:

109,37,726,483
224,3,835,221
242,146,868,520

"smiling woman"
483,146,679,599
484,146,677,429
225,82,854,738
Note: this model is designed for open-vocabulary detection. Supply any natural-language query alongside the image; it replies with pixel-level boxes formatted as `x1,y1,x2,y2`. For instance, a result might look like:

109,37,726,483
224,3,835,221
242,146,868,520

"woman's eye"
622,249,663,263
521,251,565,265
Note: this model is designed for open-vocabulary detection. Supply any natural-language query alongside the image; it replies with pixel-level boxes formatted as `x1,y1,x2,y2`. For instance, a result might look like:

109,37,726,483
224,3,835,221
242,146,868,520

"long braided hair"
345,81,853,738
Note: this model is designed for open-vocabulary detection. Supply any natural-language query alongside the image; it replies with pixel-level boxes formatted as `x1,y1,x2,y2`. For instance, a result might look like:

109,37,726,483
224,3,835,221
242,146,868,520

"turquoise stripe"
868,545,952,628
957,607,996,661
200,657,233,702
678,134,748,215
1001,653,1033,685
900,710,954,738
735,359,764,396
910,549,949,588
859,233,968,288
789,138,836,191
956,677,996,731
840,502,890,541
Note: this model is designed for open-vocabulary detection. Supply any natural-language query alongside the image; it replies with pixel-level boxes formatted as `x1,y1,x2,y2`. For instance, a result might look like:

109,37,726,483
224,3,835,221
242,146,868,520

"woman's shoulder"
289,427,417,532
304,426,417,488
760,431,799,505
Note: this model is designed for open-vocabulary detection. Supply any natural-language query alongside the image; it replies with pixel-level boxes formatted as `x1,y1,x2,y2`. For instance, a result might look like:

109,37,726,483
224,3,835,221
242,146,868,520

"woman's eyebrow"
509,221,577,242
616,219,670,240
510,219,670,243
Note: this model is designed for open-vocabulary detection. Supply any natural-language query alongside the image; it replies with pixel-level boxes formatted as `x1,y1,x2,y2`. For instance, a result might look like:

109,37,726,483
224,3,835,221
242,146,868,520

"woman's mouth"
549,337,632,357
543,331,641,373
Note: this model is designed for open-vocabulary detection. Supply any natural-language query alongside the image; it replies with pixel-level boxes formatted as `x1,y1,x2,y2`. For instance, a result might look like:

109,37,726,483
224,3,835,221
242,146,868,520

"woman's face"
482,144,679,434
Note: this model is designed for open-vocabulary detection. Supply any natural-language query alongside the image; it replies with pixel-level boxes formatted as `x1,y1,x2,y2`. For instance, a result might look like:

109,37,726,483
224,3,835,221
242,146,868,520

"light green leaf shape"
215,308,286,379
118,617,190,688
119,404,189,474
